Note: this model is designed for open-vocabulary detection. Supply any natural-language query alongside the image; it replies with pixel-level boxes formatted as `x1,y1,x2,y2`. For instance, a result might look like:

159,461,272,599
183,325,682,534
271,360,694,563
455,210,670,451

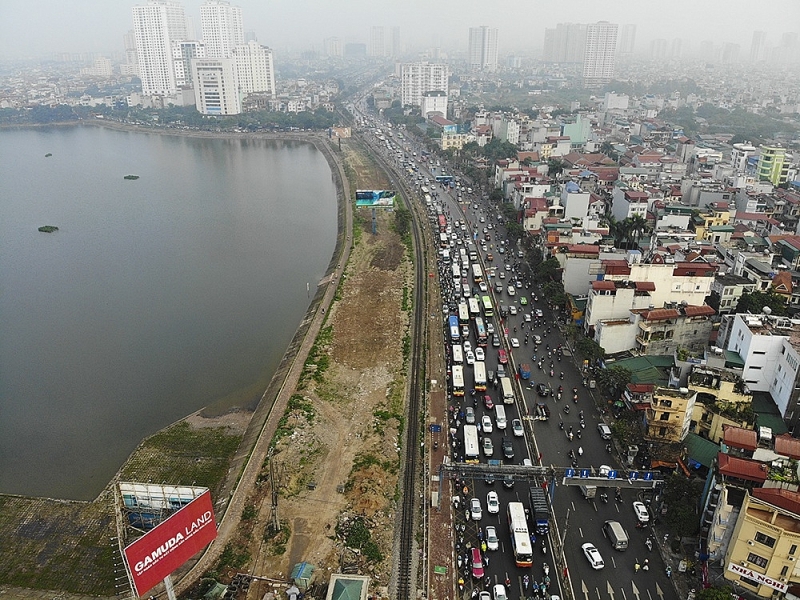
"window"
746,552,768,568
750,366,762,370
661,399,673,408
790,544,797,555
754,351,766,355
660,412,670,421
781,565,789,577
754,532,776,548
658,427,667,436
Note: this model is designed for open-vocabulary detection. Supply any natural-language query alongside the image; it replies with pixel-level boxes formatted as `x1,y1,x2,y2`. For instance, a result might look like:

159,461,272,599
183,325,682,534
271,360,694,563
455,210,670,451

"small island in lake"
45,153,52,157
123,174,140,180
38,225,59,233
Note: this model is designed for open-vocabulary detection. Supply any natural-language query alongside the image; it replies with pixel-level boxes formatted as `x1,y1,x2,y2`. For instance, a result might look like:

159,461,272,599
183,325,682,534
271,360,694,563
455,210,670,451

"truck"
529,487,550,535
580,484,597,500
535,403,550,421
518,363,531,380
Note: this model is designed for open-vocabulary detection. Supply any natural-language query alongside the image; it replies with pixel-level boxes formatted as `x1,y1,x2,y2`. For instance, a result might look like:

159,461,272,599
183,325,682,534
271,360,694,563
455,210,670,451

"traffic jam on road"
365,118,673,600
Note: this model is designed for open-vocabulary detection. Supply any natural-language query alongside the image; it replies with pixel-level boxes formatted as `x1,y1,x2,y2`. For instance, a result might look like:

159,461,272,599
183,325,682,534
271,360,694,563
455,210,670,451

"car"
487,491,500,514
510,338,520,348
484,472,495,485
582,543,605,569
485,525,499,551
503,473,515,488
483,227,488,234
482,437,494,457
482,415,493,434
479,217,486,223
465,406,476,424
471,547,485,579
496,364,506,378
598,423,612,440
464,341,472,353
486,322,495,334
598,464,612,476
466,350,475,365
479,593,491,600
470,497,483,520
524,313,532,323
507,285,516,296
508,305,518,315
537,383,550,397
520,296,528,306
486,252,493,261
483,395,494,410
498,349,508,364
487,224,493,230
494,283,503,293
633,501,650,524
462,325,470,338
492,334,501,347
512,419,524,437
504,263,511,271
533,334,542,345
499,271,505,279
534,308,544,318
493,584,508,600
479,282,488,292
498,247,505,254
501,438,514,459
476,347,485,361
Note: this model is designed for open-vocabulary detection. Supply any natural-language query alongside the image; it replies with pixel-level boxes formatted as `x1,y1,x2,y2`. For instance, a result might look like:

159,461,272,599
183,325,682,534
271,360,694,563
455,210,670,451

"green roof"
752,392,789,435
724,350,745,368
331,579,367,600
610,355,673,385
683,432,719,468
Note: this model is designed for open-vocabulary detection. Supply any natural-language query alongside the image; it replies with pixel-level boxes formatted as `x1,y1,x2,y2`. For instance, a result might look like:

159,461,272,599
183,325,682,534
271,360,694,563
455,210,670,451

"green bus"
481,295,494,318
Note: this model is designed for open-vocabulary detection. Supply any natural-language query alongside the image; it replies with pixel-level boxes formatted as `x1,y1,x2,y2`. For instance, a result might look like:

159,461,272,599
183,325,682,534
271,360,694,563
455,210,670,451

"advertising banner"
355,189,396,207
727,562,787,593
124,490,217,596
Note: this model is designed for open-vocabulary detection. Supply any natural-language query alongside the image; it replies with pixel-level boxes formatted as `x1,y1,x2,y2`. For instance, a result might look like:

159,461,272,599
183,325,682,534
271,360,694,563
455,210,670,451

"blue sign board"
643,471,654,481
607,470,617,479
629,471,639,480
565,468,575,478
580,469,590,479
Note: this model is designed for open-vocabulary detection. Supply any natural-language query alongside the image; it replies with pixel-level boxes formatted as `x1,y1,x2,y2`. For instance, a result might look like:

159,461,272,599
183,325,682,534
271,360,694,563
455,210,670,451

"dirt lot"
225,139,413,599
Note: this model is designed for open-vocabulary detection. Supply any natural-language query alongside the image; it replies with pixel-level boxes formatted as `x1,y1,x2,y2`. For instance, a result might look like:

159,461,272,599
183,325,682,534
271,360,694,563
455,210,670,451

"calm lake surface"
0,126,337,500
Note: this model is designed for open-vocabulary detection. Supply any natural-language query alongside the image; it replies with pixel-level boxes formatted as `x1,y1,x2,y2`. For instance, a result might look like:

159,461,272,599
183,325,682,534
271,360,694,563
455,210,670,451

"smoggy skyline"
1,0,798,61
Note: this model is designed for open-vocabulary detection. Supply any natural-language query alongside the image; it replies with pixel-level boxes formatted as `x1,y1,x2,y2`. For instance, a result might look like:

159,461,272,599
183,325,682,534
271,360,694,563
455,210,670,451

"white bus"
500,376,515,404
472,263,484,283
452,344,463,364
452,365,465,397
458,302,470,324
452,264,461,281
439,232,449,248
468,297,481,319
464,424,479,463
424,193,432,207
507,502,533,567
474,361,487,392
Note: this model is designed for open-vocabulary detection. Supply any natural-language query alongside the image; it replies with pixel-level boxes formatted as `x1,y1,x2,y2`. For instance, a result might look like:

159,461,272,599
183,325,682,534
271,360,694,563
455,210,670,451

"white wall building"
192,57,241,115
400,62,448,107
369,26,385,57
583,21,618,87
420,91,448,119
469,26,498,72
172,40,205,88
200,0,243,59
234,41,275,96
132,0,188,96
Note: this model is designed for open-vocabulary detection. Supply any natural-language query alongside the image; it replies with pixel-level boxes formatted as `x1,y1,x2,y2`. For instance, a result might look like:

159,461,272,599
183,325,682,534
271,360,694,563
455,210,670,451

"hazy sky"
0,0,798,60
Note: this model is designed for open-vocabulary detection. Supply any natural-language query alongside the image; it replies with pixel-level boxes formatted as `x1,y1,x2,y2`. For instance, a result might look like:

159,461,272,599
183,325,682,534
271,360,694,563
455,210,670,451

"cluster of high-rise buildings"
543,21,628,87
129,0,275,115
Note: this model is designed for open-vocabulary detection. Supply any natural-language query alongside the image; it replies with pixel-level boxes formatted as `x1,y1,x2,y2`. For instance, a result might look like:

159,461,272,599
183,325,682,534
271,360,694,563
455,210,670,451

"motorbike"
578,446,583,456
559,421,564,430
646,538,653,551
642,559,650,571
458,578,465,593
580,420,586,429
600,492,608,503
523,575,530,590
606,443,613,453
563,405,571,415
543,563,549,576
457,555,463,568
560,372,564,380
556,392,562,401
576,429,582,439
550,369,554,378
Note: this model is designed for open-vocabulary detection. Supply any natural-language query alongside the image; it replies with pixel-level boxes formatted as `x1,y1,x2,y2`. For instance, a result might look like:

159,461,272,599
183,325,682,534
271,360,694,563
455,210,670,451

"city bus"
438,214,448,232
436,174,454,184
452,344,463,364
507,502,534,567
481,295,494,318
500,376,515,404
421,186,430,195
452,264,461,282
448,315,460,341
452,365,465,397
474,317,488,347
472,263,483,283
474,361,487,392
458,302,470,324
439,232,449,248
468,297,481,319
463,424,479,463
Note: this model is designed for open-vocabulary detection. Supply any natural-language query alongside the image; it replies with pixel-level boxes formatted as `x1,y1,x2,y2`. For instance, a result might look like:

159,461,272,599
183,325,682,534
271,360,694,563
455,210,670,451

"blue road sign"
643,471,654,481
580,469,590,478
607,470,617,479
629,471,639,480
565,468,575,478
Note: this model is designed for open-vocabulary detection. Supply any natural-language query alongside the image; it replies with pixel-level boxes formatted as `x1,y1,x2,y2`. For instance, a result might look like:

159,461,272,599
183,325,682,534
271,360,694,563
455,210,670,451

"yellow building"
646,387,696,443
691,202,732,241
724,488,800,597
689,366,754,442
758,145,789,186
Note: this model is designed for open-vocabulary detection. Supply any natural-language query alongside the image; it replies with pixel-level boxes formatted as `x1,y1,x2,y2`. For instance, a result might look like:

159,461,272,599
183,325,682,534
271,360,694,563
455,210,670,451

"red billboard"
124,490,217,596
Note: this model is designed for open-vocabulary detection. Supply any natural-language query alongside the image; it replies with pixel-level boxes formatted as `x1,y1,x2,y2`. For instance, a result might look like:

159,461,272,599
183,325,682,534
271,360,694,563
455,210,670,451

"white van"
495,405,507,430
603,520,629,550
500,377,515,404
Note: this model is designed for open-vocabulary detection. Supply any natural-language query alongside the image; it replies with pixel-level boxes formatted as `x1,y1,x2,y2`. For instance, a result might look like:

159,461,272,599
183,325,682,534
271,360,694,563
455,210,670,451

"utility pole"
268,449,280,533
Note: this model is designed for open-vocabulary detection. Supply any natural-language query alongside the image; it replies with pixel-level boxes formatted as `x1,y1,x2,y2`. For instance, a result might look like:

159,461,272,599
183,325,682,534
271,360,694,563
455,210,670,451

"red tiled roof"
634,281,656,291
683,305,716,317
627,383,654,393
567,244,600,254
641,308,680,321
603,260,632,275
775,434,800,460
717,453,768,482
625,190,649,201
591,280,616,291
722,425,757,451
752,487,800,516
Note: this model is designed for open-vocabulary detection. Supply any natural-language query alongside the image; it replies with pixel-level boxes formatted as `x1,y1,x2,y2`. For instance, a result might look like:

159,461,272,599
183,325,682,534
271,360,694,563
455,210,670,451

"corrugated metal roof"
683,433,719,468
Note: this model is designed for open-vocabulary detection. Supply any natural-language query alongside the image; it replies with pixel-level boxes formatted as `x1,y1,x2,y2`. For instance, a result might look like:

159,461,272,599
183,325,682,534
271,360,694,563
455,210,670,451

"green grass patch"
271,394,316,449
299,325,333,387
335,516,384,563
266,521,291,556
241,503,257,521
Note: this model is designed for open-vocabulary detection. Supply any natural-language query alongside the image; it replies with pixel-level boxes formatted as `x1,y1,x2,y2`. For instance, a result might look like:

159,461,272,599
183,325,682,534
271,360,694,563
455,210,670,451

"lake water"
0,126,337,500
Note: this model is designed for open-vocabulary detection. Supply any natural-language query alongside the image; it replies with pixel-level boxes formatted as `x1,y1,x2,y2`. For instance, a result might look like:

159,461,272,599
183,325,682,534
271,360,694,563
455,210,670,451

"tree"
535,257,561,282
626,214,650,248
696,586,734,600
394,206,411,238
599,141,620,162
596,365,632,398
661,473,703,538
547,158,564,178
735,289,788,316
576,336,605,363
705,290,721,312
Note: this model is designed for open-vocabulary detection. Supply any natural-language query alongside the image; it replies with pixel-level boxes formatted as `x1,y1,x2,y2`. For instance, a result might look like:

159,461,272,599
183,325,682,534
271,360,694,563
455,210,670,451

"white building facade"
400,62,449,107
200,0,244,58
132,0,188,96
192,58,241,115
468,26,498,71
234,41,275,96
583,21,618,87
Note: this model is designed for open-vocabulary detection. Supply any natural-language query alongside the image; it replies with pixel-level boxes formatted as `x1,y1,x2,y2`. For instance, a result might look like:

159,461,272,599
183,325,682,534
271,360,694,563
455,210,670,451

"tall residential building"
543,23,586,63
234,41,275,96
618,24,636,57
192,57,241,115
582,21,618,87
369,26,385,57
200,0,244,59
468,26,498,72
132,0,188,96
400,62,448,107
391,26,401,57
650,39,668,61
323,37,343,57
750,30,767,62
757,145,789,186
122,30,139,76
173,40,205,87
